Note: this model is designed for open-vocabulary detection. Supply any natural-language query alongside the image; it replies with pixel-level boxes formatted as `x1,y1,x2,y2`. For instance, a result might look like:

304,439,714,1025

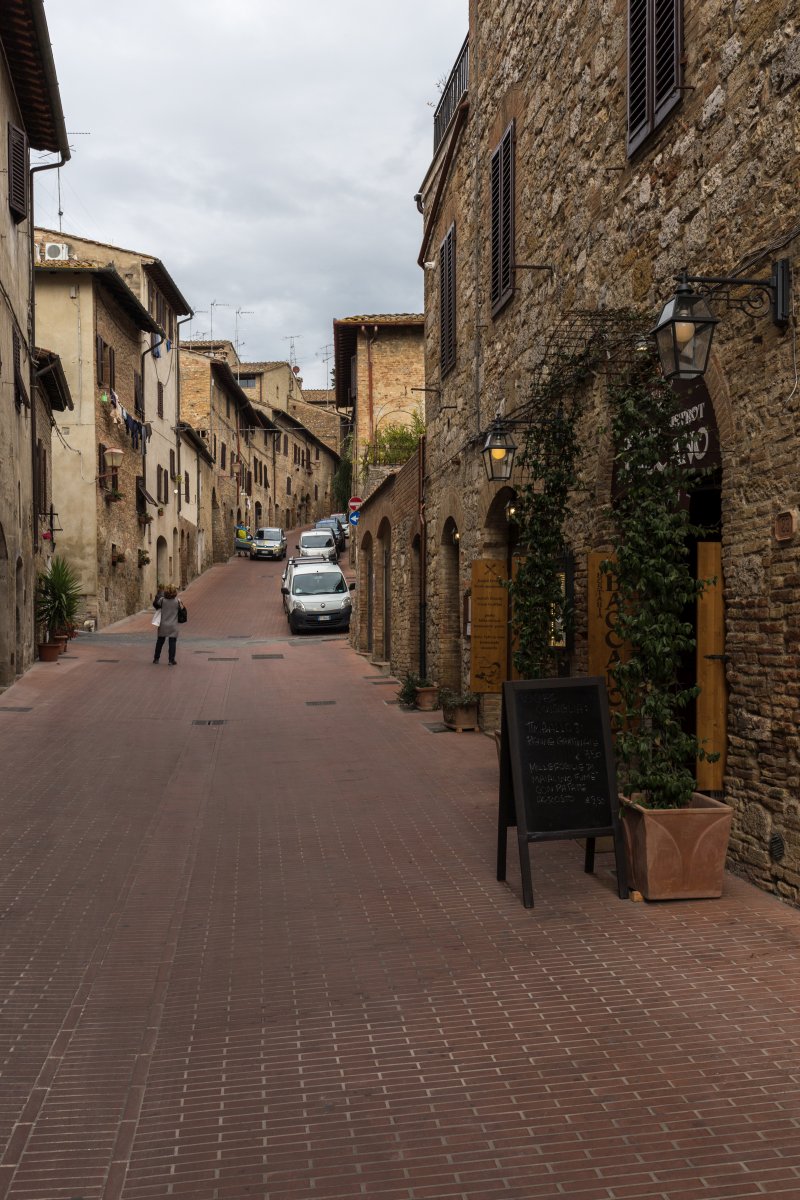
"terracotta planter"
52,635,68,655
620,792,732,900
443,702,478,732
37,642,61,662
414,686,439,711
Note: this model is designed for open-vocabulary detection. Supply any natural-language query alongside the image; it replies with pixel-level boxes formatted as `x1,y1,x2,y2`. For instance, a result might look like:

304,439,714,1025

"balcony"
433,36,469,156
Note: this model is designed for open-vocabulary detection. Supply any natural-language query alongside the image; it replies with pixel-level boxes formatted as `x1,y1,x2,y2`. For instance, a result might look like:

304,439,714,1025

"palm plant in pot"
35,555,82,662
605,360,729,900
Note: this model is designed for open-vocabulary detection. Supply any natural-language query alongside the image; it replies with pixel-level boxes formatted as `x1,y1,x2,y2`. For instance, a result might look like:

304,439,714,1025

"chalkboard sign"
497,677,628,908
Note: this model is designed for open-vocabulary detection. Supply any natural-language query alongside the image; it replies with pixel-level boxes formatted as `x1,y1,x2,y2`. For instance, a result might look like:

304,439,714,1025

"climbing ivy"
604,358,717,809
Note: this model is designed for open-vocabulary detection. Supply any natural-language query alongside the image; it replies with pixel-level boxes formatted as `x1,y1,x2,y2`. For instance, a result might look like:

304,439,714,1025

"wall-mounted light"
652,259,791,381
505,502,517,521
482,418,517,482
452,529,461,544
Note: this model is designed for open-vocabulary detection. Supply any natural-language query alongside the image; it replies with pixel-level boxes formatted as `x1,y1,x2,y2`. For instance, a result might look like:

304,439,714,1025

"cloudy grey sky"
34,0,465,387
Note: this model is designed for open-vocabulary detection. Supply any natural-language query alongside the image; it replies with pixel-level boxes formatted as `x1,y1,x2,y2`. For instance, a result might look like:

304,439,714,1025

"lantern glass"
482,424,517,482
104,446,124,468
651,288,719,380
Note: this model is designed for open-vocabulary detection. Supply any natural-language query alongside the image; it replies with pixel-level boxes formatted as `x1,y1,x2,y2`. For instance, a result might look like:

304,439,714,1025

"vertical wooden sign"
696,541,727,791
587,551,627,717
470,559,509,693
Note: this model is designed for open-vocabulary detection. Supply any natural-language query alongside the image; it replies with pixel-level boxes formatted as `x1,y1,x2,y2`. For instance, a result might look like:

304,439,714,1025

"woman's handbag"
177,604,188,624
151,610,161,627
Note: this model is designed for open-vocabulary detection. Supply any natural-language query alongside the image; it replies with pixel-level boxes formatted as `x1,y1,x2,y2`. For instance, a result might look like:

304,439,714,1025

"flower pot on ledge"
442,701,479,732
620,793,733,900
414,685,439,711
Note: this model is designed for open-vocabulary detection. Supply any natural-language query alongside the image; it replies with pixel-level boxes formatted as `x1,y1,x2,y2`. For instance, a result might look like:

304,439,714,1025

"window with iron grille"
439,223,456,376
7,124,28,223
13,328,28,409
627,0,682,156
490,122,515,317
157,382,164,418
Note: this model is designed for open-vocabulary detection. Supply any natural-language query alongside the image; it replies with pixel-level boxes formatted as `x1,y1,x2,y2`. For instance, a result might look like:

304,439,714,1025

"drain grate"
192,719,226,726
252,654,284,660
0,706,32,712
306,700,336,706
96,659,119,663
227,635,251,639
208,657,238,662
422,722,449,733
370,679,398,686
769,831,786,862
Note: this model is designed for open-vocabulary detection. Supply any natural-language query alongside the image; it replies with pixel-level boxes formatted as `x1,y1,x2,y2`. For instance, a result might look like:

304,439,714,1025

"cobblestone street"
0,555,799,1200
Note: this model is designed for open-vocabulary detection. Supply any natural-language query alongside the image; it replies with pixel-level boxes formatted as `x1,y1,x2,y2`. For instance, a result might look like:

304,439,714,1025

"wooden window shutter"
13,327,28,408
170,449,176,479
134,371,143,416
108,346,116,390
627,0,682,156
157,382,164,418
439,223,456,377
99,443,108,490
184,471,189,501
7,124,28,223
490,122,515,316
96,335,105,385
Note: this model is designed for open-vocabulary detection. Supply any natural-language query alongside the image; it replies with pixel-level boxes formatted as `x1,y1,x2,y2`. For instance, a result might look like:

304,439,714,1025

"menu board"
496,677,628,908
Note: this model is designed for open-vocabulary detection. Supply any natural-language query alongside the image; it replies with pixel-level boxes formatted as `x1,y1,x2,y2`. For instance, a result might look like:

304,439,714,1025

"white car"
281,558,354,634
296,530,337,561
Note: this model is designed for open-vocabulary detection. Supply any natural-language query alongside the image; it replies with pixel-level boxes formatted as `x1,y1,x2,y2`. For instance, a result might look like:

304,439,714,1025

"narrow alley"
1,551,799,1200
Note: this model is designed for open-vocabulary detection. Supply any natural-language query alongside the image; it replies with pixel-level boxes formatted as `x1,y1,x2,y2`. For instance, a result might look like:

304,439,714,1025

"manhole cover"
0,706,32,712
422,722,449,733
96,659,119,663
208,657,238,662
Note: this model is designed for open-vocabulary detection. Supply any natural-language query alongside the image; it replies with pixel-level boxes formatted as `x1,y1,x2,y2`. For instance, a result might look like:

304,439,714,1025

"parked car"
281,558,355,634
296,529,337,561
330,512,350,539
250,527,287,560
316,517,346,553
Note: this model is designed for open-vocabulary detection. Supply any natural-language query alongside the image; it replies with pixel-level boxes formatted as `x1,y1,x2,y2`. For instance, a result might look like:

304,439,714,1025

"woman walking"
153,584,183,665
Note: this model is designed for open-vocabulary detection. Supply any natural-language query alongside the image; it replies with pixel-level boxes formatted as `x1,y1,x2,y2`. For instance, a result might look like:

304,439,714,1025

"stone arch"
156,536,168,585
439,516,461,690
376,517,392,662
358,530,374,655
254,500,263,526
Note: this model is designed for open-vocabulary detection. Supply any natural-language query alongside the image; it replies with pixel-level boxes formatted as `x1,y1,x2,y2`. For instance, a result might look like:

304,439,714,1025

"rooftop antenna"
316,342,334,389
188,309,208,341
209,300,230,347
283,334,301,370
57,133,90,232
234,308,254,377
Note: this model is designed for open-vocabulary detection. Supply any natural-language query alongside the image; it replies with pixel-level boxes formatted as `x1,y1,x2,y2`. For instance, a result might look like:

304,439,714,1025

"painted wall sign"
470,559,509,693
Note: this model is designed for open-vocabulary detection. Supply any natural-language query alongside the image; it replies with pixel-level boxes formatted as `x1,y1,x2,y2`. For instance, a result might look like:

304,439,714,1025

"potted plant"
397,672,421,708
105,488,124,503
414,678,438,711
438,686,479,732
606,359,730,900
138,549,151,568
137,512,153,526
35,555,82,662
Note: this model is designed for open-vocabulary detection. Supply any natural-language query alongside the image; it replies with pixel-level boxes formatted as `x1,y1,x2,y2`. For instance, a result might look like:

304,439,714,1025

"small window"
157,382,164,418
99,443,108,491
226,396,231,419
134,371,144,417
170,449,176,479
13,328,28,409
286,476,292,496
314,484,319,501
184,471,190,501
283,434,289,456
7,124,28,223
221,443,227,470
440,223,456,376
316,446,320,461
96,335,105,386
108,346,116,391
627,0,682,156
490,121,515,316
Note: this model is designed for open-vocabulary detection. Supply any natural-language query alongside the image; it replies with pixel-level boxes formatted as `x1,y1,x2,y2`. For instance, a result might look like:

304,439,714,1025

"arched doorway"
254,501,262,526
156,536,168,585
359,531,374,655
377,518,391,662
0,525,10,684
439,518,461,690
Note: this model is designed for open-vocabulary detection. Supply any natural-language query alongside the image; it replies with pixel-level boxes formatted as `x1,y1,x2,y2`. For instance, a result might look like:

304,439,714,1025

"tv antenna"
283,334,301,369
316,342,334,388
235,308,254,377
209,300,230,345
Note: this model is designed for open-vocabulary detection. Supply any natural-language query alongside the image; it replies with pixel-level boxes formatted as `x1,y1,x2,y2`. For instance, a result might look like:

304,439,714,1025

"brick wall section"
416,1,800,902
288,396,341,453
353,447,422,681
353,327,425,490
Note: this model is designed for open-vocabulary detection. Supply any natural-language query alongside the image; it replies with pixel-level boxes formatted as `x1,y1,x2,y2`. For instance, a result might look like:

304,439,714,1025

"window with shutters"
108,346,116,391
286,476,292,496
157,382,164,418
96,335,105,386
13,328,28,409
221,443,227,470
185,472,190,501
134,371,144,417
283,434,289,456
169,449,176,479
7,124,28,223
99,443,108,491
439,223,457,376
490,122,515,317
627,0,682,156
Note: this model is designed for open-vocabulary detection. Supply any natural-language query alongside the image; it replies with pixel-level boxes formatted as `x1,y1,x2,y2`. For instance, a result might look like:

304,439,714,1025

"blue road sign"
349,511,360,526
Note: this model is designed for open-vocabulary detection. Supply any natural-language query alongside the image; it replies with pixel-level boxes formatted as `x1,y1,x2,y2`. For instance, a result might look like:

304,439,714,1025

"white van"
296,530,337,562
281,559,355,634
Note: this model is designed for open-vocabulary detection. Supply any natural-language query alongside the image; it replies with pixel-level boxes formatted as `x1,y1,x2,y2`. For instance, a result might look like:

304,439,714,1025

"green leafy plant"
365,411,425,468
397,672,422,707
605,358,717,809
438,686,478,710
332,435,353,511
35,555,82,640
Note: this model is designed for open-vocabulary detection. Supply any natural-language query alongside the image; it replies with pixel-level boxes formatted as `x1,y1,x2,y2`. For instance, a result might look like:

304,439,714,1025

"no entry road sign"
348,496,362,511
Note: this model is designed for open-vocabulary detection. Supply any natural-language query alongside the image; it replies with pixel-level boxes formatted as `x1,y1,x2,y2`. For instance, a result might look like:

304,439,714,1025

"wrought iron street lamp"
652,259,791,381
482,418,517,482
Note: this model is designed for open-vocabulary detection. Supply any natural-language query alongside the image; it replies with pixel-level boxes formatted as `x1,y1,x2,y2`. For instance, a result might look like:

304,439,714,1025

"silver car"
250,527,287,560
296,530,337,562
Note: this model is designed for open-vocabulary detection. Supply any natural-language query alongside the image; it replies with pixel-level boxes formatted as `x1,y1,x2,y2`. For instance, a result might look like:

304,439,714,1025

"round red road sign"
348,497,363,511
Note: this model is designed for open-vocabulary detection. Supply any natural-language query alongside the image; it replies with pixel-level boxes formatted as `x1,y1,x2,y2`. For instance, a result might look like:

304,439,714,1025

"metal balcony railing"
433,36,469,156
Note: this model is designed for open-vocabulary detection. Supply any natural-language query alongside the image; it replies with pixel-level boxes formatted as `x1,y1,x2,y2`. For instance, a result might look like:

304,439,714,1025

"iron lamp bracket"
679,258,791,328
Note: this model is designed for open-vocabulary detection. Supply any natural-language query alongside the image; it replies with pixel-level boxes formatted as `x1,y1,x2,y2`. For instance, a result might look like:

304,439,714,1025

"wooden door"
696,541,727,791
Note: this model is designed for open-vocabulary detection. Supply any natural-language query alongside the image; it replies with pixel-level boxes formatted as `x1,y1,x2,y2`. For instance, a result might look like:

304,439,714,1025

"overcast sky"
34,0,465,387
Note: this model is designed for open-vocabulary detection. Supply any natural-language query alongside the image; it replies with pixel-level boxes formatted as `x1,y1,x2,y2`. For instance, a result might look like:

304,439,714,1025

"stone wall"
418,0,800,900
352,325,425,489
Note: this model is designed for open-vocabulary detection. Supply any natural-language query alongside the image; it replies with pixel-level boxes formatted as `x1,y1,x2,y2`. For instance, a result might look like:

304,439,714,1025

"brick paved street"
1,552,799,1200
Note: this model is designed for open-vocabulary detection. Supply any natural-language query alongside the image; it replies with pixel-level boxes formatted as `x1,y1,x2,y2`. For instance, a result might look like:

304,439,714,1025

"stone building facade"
0,1,70,681
35,265,165,627
352,447,424,681
416,1,800,901
332,316,425,494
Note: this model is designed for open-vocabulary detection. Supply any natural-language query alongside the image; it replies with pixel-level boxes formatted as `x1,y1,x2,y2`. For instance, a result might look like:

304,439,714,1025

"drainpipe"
175,312,194,522
418,435,427,679
29,151,70,552
140,334,165,501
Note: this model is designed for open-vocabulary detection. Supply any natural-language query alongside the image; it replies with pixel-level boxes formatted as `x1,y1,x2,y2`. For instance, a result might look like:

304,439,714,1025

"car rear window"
293,572,347,595
257,529,282,540
302,533,334,547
